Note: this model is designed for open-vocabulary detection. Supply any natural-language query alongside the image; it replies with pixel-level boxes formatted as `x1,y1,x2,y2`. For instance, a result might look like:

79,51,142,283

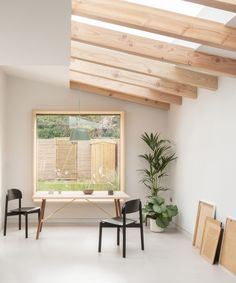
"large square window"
33,111,124,193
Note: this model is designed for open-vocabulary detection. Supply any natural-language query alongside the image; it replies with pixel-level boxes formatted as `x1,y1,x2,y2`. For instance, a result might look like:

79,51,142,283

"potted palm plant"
139,132,178,232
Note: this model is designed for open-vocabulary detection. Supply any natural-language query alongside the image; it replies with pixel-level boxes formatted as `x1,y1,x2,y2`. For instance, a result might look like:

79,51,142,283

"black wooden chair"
98,199,144,258
4,188,40,238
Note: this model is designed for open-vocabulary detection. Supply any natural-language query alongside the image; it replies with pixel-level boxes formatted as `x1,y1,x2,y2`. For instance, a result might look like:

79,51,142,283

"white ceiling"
1,1,236,85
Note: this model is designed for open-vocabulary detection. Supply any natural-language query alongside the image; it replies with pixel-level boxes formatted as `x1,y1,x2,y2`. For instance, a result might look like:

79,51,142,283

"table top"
33,191,130,200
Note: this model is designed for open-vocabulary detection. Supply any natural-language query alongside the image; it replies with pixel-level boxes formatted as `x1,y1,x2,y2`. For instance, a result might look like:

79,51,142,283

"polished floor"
0,223,235,283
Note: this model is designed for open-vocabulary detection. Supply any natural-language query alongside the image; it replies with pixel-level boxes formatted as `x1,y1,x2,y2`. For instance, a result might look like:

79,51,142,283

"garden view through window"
34,111,124,192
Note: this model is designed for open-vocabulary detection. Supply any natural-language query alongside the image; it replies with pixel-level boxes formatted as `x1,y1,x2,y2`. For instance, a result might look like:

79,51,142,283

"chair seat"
101,217,136,226
10,207,40,213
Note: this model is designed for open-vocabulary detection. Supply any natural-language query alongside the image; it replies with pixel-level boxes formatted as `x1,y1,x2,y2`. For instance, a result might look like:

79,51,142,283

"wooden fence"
37,138,118,181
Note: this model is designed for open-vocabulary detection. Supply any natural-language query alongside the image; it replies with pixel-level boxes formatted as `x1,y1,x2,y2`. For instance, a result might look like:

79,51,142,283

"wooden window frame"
33,110,125,197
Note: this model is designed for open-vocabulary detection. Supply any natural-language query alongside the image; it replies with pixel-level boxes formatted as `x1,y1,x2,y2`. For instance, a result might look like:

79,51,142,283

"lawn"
37,180,119,191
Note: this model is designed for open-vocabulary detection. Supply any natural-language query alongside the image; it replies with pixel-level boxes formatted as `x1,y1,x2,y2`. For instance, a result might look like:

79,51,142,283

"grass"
37,180,119,191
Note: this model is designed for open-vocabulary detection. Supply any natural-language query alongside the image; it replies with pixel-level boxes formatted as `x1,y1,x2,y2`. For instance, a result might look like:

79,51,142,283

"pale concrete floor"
0,223,235,283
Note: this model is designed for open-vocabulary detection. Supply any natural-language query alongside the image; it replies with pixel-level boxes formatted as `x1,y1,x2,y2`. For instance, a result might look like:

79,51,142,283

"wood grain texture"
70,59,197,99
193,201,215,249
184,0,236,12
71,22,236,77
72,0,236,51
220,217,236,275
70,71,182,105
71,42,218,90
70,81,170,110
91,141,116,183
200,217,222,264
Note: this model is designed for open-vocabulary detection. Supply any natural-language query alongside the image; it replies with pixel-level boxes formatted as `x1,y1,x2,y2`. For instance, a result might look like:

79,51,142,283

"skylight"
72,0,235,50
125,0,203,16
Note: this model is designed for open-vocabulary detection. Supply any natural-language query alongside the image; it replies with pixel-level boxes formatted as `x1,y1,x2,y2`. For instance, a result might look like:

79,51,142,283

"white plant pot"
150,218,164,233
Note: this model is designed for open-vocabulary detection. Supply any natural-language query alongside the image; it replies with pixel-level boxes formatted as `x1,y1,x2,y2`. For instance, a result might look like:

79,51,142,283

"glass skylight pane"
125,0,203,16
72,1,236,50
72,15,174,42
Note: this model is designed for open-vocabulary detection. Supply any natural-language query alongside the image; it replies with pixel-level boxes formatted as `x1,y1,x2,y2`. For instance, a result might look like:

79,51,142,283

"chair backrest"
5,189,22,213
7,188,22,201
122,199,141,215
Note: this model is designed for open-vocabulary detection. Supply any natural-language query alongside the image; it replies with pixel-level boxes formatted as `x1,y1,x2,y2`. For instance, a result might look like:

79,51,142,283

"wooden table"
33,191,130,240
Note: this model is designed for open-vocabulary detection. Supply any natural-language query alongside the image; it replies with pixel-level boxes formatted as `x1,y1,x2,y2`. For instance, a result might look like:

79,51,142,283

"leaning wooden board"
220,217,236,275
193,201,215,249
200,217,222,264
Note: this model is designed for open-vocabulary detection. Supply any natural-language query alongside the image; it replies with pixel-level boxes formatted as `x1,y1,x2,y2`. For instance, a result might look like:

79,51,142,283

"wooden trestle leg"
36,199,46,240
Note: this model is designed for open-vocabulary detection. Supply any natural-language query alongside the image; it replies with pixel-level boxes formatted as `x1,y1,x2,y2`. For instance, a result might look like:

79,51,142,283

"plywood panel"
193,201,215,249
220,218,236,275
200,217,222,264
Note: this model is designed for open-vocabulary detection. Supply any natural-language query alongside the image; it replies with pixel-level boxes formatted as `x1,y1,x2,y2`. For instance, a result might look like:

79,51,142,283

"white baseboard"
175,223,192,239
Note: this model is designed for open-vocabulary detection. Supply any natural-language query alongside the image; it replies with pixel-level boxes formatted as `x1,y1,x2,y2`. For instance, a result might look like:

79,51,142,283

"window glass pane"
35,112,122,192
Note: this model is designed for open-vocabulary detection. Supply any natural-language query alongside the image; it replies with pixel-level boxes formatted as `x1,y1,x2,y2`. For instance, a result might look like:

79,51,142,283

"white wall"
168,76,236,235
5,75,168,220
0,0,70,64
0,69,6,227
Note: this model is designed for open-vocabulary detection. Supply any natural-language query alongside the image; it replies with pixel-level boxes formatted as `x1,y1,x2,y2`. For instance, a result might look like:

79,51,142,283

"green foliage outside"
37,114,120,139
37,180,119,191
36,114,121,192
37,115,70,139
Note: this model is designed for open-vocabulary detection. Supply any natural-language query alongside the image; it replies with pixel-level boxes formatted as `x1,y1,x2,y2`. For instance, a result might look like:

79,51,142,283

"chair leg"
140,223,144,250
98,223,102,252
122,226,126,258
145,216,147,227
117,227,120,246
19,214,21,230
25,214,28,238
3,214,7,236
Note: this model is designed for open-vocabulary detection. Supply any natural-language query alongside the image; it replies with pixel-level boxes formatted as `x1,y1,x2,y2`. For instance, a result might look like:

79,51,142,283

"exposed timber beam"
183,0,236,13
71,22,236,77
71,41,218,90
70,82,170,110
72,0,236,51
70,71,182,105
70,59,197,99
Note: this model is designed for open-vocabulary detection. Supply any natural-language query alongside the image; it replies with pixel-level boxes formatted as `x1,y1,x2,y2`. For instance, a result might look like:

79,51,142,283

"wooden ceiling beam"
71,42,218,90
183,0,236,13
71,22,236,77
70,71,182,105
70,82,170,110
70,59,197,99
72,0,236,51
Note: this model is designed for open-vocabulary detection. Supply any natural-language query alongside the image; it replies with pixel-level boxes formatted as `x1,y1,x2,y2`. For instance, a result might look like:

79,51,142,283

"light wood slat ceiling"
72,22,236,77
70,0,236,111
72,0,236,51
71,82,170,110
71,42,218,90
71,59,197,98
70,71,182,105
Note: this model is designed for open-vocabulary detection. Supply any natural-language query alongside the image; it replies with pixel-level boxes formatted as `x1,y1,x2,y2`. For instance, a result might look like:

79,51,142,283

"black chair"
98,199,144,258
4,188,40,238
